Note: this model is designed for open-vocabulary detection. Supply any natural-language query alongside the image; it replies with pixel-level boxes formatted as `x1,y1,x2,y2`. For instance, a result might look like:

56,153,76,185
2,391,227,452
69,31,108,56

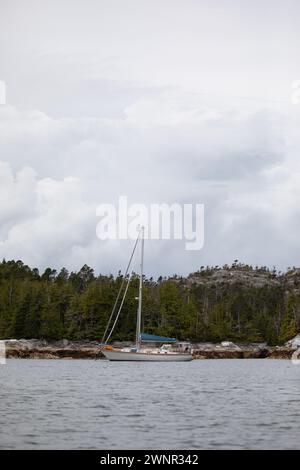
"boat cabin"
160,342,192,353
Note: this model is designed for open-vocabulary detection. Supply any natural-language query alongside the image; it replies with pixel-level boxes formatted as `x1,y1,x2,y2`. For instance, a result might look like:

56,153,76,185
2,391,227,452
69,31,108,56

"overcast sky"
1,0,300,277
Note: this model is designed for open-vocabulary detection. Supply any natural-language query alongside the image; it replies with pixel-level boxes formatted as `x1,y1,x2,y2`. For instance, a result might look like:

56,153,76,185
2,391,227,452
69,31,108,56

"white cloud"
1,0,300,274
0,91,300,275
0,165,95,269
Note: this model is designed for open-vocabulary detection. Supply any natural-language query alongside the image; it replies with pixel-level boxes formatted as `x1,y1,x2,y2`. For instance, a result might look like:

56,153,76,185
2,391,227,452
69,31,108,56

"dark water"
0,359,299,449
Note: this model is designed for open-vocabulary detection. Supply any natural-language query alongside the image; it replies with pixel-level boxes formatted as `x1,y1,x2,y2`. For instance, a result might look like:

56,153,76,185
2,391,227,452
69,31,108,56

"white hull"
102,349,193,362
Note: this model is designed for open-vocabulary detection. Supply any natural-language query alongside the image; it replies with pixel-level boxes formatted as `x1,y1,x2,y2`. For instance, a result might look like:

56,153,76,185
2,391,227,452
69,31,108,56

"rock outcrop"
186,268,281,289
3,339,297,359
4,339,104,359
192,342,269,359
285,334,300,349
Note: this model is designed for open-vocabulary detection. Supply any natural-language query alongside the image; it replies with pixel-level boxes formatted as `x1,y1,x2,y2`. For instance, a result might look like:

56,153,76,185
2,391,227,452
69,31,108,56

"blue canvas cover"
140,333,177,343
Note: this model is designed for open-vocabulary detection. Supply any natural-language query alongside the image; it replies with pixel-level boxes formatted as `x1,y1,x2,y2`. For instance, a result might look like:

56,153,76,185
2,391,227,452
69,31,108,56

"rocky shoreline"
3,338,299,360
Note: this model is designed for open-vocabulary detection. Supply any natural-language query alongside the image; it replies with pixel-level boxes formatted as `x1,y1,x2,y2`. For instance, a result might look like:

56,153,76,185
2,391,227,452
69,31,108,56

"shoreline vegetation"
0,259,300,349
4,338,298,359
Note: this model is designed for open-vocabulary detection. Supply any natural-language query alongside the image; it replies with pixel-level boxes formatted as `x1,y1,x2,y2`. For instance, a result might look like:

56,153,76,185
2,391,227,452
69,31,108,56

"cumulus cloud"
0,0,300,275
0,164,95,268
0,89,300,276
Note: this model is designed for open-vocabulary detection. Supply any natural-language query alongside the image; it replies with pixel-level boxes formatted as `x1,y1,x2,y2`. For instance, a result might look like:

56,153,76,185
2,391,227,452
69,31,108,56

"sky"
0,0,300,277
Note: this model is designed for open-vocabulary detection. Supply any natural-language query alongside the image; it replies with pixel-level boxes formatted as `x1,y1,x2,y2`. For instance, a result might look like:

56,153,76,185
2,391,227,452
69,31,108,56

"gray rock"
285,334,300,349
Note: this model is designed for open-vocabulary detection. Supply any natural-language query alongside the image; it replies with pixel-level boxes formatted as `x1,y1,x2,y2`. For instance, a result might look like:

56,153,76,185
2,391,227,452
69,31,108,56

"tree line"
0,259,299,345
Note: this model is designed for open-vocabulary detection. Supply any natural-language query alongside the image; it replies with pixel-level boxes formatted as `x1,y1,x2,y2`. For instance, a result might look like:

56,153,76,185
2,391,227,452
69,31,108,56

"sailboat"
101,227,193,362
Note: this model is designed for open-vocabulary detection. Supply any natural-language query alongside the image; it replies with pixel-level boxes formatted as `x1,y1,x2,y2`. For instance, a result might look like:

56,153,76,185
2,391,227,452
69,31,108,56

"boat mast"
136,226,144,348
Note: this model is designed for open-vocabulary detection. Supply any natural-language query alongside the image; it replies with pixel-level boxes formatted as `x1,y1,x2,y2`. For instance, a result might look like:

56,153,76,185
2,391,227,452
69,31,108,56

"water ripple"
0,359,299,449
